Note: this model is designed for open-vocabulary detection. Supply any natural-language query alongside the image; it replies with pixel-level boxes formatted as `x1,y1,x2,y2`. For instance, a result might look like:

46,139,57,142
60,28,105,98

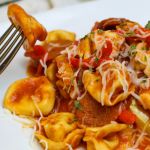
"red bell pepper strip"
101,40,112,59
118,110,136,124
70,40,112,68
70,57,80,68
92,58,111,68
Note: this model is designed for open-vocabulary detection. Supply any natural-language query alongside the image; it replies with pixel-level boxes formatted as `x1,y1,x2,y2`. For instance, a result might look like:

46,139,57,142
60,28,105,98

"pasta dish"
2,4,150,150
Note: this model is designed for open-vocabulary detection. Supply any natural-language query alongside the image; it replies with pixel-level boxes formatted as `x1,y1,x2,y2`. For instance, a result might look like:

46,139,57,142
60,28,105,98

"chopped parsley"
70,77,74,85
125,31,135,37
77,80,82,86
97,29,103,34
145,21,150,29
74,100,82,110
95,57,99,62
130,45,136,50
144,56,147,61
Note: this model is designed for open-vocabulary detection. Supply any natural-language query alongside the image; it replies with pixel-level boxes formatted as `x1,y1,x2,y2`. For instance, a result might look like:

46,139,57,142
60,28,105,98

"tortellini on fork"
3,76,55,117
8,4,47,51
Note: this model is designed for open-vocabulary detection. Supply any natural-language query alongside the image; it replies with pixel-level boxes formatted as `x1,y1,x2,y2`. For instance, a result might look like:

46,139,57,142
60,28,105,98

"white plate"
0,0,150,149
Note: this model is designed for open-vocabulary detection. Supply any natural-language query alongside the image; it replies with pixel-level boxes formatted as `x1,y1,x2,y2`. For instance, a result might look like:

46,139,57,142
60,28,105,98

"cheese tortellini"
131,42,150,77
35,112,85,150
82,61,135,106
83,123,127,150
35,134,68,150
8,4,47,51
3,76,55,117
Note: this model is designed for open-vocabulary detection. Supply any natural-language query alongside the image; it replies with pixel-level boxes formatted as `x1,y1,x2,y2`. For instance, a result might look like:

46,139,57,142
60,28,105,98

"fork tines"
0,24,26,74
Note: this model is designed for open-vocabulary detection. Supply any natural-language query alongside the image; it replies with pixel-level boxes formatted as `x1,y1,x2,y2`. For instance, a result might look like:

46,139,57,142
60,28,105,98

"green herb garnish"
74,101,82,110
95,57,99,62
77,80,82,86
125,31,135,37
145,21,150,29
70,77,74,85
97,29,103,34
130,45,136,50
144,56,147,61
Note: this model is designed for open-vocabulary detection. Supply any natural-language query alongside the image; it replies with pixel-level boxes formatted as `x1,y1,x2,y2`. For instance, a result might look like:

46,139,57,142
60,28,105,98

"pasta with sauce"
3,4,150,150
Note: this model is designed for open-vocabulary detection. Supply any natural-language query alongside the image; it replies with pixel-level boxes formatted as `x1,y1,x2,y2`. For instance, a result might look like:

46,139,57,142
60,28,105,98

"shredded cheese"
70,78,80,99
29,125,37,147
31,96,44,132
39,52,48,75
77,90,87,100
40,139,48,150
66,143,73,150
94,32,105,57
97,60,129,105
131,92,141,101
128,122,149,149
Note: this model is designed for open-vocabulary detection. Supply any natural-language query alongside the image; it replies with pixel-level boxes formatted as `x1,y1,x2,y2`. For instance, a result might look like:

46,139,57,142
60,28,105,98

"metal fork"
0,23,26,74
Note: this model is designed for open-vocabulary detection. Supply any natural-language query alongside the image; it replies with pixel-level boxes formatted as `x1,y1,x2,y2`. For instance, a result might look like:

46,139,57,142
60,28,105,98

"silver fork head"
0,24,26,74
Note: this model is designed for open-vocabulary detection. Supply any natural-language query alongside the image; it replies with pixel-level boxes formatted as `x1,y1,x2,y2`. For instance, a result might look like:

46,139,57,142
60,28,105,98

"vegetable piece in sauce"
130,99,150,134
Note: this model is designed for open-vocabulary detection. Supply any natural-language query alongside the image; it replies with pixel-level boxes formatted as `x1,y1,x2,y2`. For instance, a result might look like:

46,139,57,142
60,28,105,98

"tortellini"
35,134,68,150
46,62,58,85
8,4,47,51
55,54,76,99
96,30,125,57
41,112,78,141
82,61,135,106
139,88,150,110
130,42,150,77
55,54,74,86
3,76,55,117
35,112,85,150
44,30,76,44
83,123,127,150
77,36,92,59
